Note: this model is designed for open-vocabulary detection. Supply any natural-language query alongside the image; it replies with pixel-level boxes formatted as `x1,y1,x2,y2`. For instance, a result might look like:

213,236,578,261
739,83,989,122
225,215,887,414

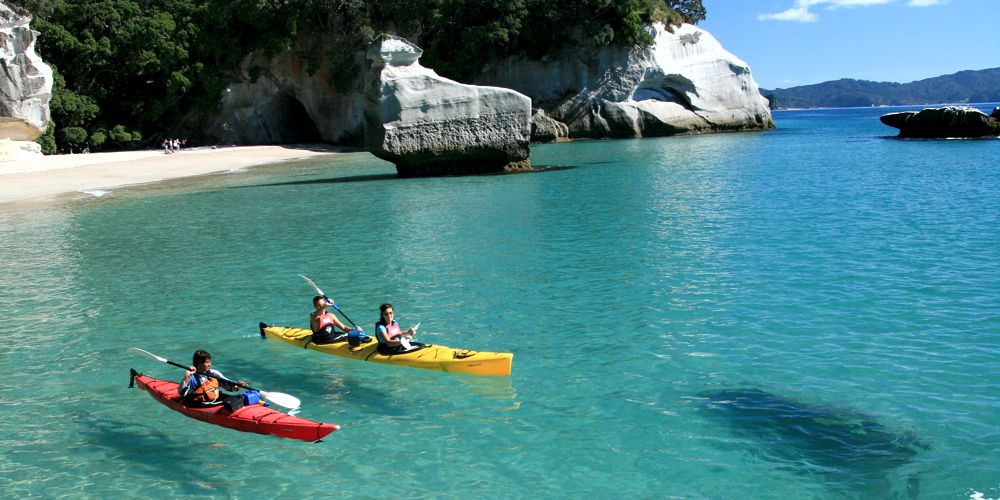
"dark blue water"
1,104,999,498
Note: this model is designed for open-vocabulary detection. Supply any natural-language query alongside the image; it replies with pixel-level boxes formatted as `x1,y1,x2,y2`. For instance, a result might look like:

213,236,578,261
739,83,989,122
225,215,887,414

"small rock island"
880,106,1000,139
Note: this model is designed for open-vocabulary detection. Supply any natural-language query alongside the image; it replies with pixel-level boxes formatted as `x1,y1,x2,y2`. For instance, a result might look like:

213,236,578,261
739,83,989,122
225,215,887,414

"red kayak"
130,370,338,442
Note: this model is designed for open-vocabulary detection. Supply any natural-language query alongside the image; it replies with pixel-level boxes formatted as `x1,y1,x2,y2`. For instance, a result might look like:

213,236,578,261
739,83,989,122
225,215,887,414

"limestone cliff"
476,23,774,141
363,35,531,176
0,2,53,159
211,23,772,154
210,49,364,146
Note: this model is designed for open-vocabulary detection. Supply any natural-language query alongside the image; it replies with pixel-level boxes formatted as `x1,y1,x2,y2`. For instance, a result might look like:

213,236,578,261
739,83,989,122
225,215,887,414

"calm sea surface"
2,105,999,498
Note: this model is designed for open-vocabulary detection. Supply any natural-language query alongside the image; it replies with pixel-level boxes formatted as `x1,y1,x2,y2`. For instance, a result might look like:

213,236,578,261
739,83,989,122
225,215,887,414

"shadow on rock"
696,387,928,497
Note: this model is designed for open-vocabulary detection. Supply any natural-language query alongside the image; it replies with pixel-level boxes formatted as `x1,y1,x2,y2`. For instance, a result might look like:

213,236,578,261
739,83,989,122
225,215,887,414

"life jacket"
189,373,221,403
376,320,401,344
315,311,337,331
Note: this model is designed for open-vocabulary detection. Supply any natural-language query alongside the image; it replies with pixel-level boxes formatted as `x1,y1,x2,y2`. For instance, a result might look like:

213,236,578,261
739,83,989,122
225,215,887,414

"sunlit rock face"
881,106,1000,138
210,23,774,152
0,2,54,159
363,35,531,177
476,22,774,141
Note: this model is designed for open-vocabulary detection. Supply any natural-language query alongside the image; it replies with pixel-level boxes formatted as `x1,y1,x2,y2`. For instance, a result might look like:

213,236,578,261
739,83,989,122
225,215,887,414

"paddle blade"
128,347,167,363
260,390,300,410
300,275,324,296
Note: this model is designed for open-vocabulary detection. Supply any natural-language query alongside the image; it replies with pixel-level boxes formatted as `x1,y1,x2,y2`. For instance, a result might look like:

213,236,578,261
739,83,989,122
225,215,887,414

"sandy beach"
0,144,342,208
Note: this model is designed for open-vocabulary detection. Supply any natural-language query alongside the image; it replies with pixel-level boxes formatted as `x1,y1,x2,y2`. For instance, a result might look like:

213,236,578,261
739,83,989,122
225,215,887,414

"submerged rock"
697,388,928,494
880,106,1000,138
0,3,53,160
363,35,531,177
477,23,774,141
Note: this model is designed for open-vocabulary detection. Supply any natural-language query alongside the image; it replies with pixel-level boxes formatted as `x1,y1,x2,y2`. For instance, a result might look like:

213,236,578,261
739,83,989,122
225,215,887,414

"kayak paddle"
127,347,301,410
300,274,359,328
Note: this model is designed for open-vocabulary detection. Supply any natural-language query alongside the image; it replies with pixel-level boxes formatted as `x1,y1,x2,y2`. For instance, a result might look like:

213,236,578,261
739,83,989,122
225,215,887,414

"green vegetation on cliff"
762,68,1000,109
13,0,704,153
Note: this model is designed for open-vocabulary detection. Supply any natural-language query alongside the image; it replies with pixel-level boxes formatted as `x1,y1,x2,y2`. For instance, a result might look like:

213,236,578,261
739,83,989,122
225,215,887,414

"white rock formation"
0,2,53,159
478,22,773,140
364,35,531,176
211,23,770,153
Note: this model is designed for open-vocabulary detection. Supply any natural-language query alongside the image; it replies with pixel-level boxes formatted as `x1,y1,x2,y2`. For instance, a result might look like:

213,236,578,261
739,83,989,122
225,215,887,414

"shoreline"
0,144,346,208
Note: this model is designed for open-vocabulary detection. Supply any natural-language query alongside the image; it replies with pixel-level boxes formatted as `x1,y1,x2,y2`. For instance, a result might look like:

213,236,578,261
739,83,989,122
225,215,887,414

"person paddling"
180,350,245,409
375,303,419,354
310,295,358,344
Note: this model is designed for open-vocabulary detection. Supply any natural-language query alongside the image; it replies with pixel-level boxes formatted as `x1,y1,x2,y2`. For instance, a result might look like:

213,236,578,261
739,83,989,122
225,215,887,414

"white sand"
0,145,341,207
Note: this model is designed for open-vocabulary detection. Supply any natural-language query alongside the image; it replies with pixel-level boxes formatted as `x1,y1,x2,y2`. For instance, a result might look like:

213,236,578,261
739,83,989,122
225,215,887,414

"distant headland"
761,67,1000,110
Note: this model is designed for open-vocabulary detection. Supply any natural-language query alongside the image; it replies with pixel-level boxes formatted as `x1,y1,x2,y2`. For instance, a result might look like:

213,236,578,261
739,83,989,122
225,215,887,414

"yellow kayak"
258,323,513,377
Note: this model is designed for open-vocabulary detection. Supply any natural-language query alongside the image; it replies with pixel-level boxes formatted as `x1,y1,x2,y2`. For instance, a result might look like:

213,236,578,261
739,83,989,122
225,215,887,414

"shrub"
59,126,87,147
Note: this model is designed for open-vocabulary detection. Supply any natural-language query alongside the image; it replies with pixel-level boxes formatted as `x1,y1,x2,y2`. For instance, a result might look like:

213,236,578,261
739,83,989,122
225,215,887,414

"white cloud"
759,0,942,22
757,4,818,22
825,0,895,7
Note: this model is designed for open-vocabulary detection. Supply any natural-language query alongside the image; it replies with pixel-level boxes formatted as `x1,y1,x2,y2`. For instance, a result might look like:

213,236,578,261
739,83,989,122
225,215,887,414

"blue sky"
699,0,1000,89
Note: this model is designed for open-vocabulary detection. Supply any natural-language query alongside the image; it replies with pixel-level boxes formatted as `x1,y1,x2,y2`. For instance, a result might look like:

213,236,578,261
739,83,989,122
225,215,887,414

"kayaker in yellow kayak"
180,350,244,408
375,303,419,354
310,295,359,344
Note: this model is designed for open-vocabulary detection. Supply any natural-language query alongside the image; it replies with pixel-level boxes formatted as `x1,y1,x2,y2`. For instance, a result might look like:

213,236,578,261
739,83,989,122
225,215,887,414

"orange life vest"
190,374,221,403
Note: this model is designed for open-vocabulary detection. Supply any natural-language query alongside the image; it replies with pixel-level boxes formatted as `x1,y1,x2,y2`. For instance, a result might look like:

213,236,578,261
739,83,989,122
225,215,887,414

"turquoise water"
2,105,999,498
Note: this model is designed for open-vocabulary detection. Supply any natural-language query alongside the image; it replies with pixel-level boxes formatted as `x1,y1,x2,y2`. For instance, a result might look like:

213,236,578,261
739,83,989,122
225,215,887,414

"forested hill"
761,67,1000,109
11,0,706,154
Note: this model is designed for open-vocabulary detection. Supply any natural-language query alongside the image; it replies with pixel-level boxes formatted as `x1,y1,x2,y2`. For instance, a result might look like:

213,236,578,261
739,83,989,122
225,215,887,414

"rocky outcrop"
530,109,570,143
209,49,364,146
0,2,53,160
363,35,531,176
211,22,771,157
880,106,1000,138
476,23,773,141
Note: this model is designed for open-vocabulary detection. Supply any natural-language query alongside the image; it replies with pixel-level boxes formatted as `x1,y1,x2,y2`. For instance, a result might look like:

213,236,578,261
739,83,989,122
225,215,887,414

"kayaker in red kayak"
180,350,245,408
310,295,358,344
375,303,418,354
